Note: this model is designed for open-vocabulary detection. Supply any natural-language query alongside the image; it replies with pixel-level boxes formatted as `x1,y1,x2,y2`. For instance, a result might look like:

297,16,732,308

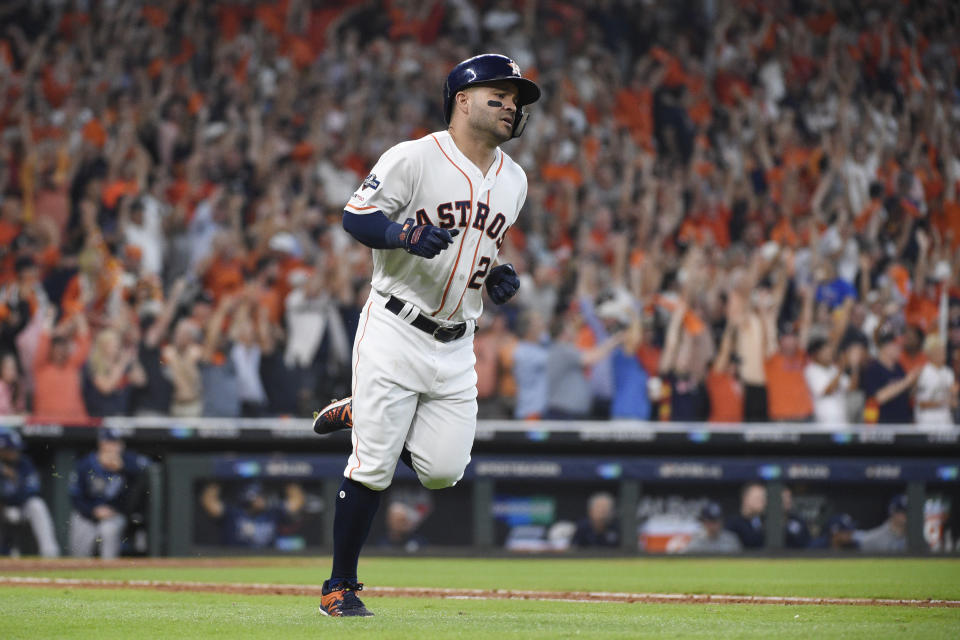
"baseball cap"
825,513,856,534
699,501,723,521
98,427,124,442
876,328,899,347
597,289,633,325
0,428,24,450
888,494,908,515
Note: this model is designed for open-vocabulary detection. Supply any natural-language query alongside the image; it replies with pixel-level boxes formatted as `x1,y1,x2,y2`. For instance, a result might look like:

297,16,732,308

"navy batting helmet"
443,54,541,138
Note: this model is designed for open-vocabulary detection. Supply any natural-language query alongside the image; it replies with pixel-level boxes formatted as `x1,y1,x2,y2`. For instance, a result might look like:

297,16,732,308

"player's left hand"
485,263,520,304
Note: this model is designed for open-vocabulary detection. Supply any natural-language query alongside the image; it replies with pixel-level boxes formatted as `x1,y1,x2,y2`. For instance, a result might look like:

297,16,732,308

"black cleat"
319,580,374,617
312,397,353,435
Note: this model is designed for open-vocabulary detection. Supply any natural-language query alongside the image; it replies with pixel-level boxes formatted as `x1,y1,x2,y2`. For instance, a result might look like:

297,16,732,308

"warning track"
1,576,958,608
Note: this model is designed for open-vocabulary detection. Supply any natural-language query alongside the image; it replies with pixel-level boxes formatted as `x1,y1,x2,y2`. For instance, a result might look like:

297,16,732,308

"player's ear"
455,90,470,117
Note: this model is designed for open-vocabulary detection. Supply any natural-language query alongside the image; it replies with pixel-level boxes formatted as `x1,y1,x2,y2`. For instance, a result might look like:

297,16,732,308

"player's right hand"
399,218,460,259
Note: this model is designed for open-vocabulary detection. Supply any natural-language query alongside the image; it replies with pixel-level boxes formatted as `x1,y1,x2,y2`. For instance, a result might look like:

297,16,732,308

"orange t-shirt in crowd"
765,353,813,420
540,163,583,187
257,287,284,326
0,220,21,246
497,337,518,400
770,217,800,248
854,198,883,232
935,200,960,247
614,87,653,149
636,344,661,377
32,330,91,421
203,256,245,303
899,350,928,374
473,332,499,400
706,371,744,423
101,179,139,209
904,293,939,331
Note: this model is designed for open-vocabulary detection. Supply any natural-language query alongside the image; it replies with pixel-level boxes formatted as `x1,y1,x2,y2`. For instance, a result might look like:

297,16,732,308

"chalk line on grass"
1,576,958,608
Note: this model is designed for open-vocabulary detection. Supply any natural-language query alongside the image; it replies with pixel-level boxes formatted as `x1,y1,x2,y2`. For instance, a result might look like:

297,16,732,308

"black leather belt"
385,295,467,343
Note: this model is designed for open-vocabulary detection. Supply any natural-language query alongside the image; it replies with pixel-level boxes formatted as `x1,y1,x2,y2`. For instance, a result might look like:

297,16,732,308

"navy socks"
329,477,382,586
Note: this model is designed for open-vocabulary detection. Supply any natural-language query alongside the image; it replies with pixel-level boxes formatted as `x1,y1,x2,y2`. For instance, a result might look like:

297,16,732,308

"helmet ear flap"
511,107,529,138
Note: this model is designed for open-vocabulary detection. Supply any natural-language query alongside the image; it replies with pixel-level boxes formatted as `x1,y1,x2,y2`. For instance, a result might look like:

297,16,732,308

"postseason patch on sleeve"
349,173,381,206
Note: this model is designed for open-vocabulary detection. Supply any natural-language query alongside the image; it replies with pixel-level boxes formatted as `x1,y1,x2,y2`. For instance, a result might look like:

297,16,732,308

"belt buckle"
432,325,454,342
432,324,463,343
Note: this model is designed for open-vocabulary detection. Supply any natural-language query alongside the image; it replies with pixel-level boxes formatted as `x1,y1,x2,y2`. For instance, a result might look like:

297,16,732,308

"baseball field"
1,557,958,638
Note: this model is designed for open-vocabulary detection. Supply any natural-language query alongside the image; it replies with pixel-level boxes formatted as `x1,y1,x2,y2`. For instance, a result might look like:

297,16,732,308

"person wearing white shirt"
122,196,166,276
914,333,956,429
804,337,850,427
843,140,879,215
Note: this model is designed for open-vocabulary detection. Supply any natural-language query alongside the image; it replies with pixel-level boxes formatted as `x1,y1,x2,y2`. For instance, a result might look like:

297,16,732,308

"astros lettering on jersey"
344,130,527,324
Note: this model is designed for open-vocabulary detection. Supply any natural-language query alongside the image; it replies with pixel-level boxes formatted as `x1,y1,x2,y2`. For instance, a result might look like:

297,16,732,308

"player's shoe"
319,580,374,617
312,397,353,435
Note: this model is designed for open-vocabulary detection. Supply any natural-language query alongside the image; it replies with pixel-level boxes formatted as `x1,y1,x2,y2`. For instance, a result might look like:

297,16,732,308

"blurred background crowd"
1,0,959,427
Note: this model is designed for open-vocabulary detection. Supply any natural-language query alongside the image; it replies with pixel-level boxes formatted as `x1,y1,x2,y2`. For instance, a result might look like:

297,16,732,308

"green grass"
0,587,958,640
5,557,960,600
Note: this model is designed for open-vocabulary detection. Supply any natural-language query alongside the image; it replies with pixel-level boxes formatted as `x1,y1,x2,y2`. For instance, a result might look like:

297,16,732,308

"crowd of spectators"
1,0,959,427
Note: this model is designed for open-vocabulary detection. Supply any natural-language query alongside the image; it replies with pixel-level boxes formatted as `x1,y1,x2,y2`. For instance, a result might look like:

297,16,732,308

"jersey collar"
434,130,502,189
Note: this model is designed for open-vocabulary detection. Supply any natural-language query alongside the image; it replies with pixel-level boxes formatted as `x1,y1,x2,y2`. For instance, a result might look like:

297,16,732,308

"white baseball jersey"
915,362,955,427
344,130,527,323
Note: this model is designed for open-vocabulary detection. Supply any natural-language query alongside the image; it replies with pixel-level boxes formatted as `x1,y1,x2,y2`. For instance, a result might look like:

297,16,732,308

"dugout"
3,416,959,557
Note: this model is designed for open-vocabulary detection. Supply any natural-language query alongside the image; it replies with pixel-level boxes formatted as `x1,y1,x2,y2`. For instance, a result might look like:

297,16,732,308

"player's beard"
470,104,513,146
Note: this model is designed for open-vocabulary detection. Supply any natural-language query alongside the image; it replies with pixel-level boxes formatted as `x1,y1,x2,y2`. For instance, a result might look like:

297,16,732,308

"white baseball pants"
1,497,60,557
345,291,478,491
69,511,127,559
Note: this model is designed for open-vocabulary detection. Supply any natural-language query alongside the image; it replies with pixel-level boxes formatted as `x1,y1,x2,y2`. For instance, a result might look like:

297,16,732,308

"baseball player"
200,481,306,548
69,428,151,558
315,54,539,617
0,429,60,557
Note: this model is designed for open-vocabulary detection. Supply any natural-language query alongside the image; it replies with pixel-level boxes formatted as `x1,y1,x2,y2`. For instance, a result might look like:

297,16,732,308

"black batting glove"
485,263,520,304
398,218,460,258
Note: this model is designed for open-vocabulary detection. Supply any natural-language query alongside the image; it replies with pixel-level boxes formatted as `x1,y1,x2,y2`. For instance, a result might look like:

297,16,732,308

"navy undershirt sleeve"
342,210,404,249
